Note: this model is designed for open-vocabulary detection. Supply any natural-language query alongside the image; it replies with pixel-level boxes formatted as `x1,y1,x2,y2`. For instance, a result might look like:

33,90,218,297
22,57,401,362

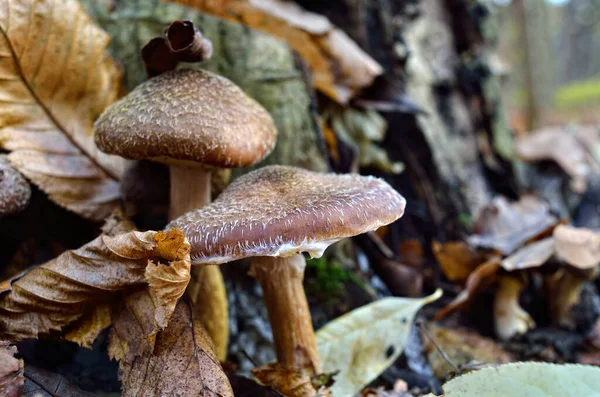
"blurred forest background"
494,0,600,132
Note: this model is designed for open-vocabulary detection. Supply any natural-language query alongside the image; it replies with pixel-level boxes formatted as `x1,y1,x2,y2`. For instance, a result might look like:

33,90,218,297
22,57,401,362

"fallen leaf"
22,365,95,397
424,362,600,397
421,323,515,380
432,240,488,282
251,363,331,397
322,103,404,174
0,341,24,397
435,257,501,320
501,237,555,271
516,125,600,193
0,0,127,220
169,0,382,104
164,20,213,62
554,225,600,269
109,290,233,397
316,290,442,397
0,226,191,343
468,196,559,255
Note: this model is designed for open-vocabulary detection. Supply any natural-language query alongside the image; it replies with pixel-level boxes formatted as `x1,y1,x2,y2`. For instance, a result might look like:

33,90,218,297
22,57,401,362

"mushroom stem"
250,254,321,374
494,275,535,341
169,165,211,220
547,266,599,328
168,164,229,361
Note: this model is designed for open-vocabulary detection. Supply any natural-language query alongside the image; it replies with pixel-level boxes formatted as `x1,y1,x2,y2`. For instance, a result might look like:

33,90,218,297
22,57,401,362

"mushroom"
0,156,31,216
168,165,406,373
94,68,277,359
494,274,535,340
549,224,600,327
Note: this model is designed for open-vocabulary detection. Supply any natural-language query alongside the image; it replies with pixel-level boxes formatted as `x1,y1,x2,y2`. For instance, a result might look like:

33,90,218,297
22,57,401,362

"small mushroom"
549,225,600,327
0,156,31,216
168,165,406,373
94,68,277,360
494,274,535,341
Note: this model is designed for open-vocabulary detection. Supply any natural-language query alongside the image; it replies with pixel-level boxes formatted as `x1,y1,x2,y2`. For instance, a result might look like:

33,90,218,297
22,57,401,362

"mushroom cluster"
93,45,406,376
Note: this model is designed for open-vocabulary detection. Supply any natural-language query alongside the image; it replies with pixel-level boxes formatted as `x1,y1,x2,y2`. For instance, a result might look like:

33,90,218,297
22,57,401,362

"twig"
416,321,461,375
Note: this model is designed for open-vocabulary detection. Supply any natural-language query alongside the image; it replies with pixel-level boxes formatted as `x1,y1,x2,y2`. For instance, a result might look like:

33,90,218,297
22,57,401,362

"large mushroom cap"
0,156,31,216
168,165,406,264
94,69,277,168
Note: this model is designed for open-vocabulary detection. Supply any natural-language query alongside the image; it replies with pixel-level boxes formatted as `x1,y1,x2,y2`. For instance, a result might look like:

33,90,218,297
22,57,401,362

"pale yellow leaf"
316,289,442,397
424,362,600,397
0,0,127,220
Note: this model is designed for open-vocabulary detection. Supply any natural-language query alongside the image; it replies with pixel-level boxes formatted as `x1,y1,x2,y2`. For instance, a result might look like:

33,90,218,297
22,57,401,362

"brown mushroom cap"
0,156,31,216
94,69,277,168
168,165,406,264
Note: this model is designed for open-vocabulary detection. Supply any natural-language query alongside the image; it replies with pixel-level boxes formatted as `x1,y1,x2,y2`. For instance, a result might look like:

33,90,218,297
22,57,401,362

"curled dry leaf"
0,341,24,397
516,125,599,193
142,38,179,78
251,363,331,397
22,365,96,397
435,258,501,320
553,225,600,269
0,227,191,343
432,240,489,282
0,0,127,220
165,20,214,62
468,196,560,255
109,290,233,397
501,237,555,271
0,155,31,216
316,290,442,397
177,0,382,104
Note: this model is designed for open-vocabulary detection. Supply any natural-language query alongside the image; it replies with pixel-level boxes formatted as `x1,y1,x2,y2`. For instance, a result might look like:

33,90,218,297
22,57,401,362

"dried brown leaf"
468,196,559,255
142,37,179,77
432,240,489,282
517,125,599,193
501,237,555,271
554,225,600,269
175,0,382,104
0,0,127,220
0,228,191,343
165,20,213,62
22,365,95,397
435,257,501,320
252,363,331,397
110,290,233,397
227,373,285,397
0,341,24,397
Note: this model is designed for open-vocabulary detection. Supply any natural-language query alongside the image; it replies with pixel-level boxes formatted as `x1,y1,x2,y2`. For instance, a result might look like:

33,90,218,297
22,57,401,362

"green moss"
555,77,600,108
306,257,367,301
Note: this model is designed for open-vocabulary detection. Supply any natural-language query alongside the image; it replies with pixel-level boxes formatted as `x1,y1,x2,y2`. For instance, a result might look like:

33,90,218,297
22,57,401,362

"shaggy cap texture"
0,156,31,215
94,69,277,167
168,165,406,264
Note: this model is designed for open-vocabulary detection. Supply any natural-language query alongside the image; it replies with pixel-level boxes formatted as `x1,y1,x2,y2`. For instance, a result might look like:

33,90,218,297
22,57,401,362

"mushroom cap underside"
168,165,406,264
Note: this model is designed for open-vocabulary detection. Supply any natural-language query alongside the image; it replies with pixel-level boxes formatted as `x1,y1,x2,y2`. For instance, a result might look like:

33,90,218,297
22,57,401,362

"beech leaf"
109,290,233,397
425,362,600,397
22,365,95,397
316,289,442,397
0,0,127,220
0,226,191,344
0,341,24,397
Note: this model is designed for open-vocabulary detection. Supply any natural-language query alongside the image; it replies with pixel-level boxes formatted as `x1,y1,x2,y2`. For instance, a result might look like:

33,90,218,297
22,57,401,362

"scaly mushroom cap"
168,165,406,264
94,69,277,168
0,156,31,215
